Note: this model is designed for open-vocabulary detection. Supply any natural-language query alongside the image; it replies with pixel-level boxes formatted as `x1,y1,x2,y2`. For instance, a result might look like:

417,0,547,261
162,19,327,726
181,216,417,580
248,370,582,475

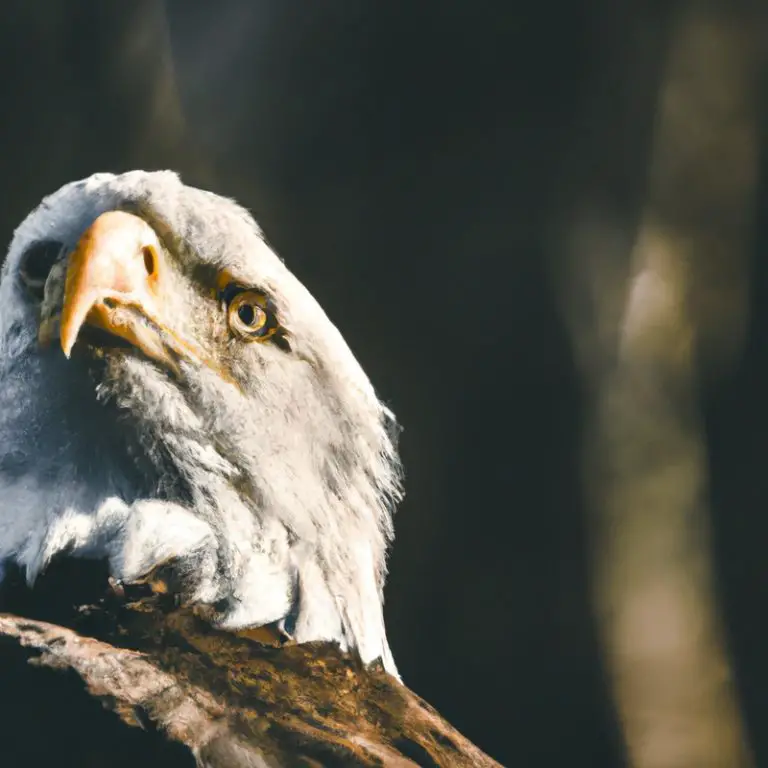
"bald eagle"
0,169,402,666
0,171,499,766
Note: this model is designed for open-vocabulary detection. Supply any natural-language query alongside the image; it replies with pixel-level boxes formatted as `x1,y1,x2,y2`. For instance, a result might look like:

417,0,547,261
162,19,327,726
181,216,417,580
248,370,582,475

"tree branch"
0,560,501,768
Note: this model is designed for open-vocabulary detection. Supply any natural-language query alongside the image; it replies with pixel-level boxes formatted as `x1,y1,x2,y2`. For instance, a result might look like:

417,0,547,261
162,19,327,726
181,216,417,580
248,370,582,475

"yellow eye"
227,290,274,340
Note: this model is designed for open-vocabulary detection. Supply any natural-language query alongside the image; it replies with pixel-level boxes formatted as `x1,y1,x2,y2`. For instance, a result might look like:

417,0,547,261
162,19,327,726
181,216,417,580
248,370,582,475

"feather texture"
0,171,402,676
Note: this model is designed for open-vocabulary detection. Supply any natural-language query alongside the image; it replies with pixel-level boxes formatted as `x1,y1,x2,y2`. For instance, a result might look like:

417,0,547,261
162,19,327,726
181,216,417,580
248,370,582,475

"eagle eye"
18,239,65,299
226,288,277,341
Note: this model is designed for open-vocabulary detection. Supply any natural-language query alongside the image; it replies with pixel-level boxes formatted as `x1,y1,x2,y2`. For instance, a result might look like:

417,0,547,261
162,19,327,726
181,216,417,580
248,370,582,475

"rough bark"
0,559,501,768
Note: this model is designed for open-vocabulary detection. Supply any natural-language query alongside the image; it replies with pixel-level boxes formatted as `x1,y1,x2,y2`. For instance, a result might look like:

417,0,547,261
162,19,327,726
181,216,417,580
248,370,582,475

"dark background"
2,2,768,766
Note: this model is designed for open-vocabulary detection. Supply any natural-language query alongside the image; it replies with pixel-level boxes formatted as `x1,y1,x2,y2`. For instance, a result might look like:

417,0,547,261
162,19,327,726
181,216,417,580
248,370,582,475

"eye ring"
227,290,276,341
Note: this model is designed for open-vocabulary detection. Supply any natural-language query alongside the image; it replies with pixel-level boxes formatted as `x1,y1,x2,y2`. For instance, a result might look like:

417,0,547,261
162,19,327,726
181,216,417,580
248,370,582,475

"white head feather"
0,171,403,676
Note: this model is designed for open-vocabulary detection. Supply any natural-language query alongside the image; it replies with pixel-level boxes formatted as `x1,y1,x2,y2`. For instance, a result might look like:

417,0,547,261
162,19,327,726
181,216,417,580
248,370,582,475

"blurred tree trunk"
557,2,766,765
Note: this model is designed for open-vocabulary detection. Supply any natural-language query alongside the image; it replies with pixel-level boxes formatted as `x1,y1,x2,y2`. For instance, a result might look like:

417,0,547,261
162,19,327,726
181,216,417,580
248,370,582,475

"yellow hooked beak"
51,210,199,373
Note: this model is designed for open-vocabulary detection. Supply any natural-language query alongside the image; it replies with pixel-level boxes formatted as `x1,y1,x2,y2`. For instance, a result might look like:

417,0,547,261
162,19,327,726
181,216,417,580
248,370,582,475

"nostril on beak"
142,245,157,277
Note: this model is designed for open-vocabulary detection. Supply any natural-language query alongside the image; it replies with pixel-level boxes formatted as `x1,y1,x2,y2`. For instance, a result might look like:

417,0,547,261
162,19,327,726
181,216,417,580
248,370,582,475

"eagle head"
0,171,402,676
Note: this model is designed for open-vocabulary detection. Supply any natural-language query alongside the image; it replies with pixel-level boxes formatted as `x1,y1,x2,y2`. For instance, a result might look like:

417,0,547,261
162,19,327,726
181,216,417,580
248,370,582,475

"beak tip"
60,331,75,359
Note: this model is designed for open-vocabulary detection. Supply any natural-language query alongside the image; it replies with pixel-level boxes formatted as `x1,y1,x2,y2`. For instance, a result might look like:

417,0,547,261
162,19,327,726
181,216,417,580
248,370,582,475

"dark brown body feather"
0,559,501,767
